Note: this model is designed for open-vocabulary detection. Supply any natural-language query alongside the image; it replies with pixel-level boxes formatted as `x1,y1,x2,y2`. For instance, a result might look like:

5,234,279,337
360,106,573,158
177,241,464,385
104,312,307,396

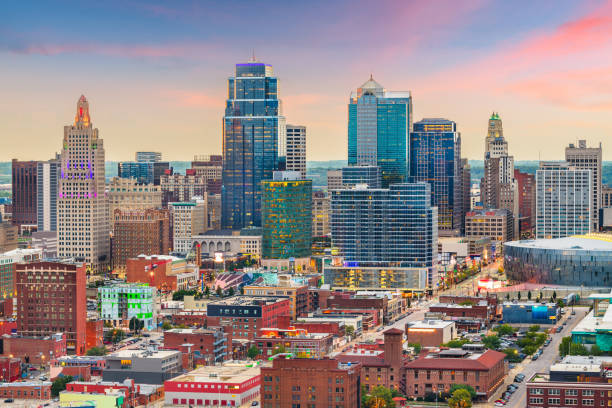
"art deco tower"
58,95,109,274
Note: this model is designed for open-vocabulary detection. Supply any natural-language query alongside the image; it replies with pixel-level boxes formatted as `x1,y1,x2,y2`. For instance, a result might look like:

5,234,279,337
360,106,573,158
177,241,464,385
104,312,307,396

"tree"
444,339,471,348
506,293,510,300
528,325,541,333
503,348,522,363
172,289,198,301
493,324,516,337
104,328,125,344
449,384,476,400
517,292,521,300
590,344,603,356
247,346,261,359
103,321,113,328
228,287,235,296
272,344,287,355
553,291,557,300
527,291,532,300
216,286,223,297
448,389,472,408
482,335,501,350
204,286,210,298
86,346,107,356
51,375,74,397
345,325,355,338
129,317,143,334
161,321,173,331
406,297,411,308
459,300,476,306
408,343,422,355
364,386,396,408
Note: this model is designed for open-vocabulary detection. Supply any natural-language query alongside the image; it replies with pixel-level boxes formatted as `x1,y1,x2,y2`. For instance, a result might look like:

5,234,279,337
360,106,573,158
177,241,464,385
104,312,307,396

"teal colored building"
572,292,612,352
261,171,312,259
348,76,412,187
98,283,155,330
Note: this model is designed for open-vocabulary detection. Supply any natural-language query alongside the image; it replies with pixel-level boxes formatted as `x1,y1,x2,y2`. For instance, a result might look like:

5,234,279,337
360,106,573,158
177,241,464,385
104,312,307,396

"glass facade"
504,236,612,286
261,177,312,259
410,119,461,232
341,165,381,188
222,62,284,229
118,161,169,185
348,78,412,187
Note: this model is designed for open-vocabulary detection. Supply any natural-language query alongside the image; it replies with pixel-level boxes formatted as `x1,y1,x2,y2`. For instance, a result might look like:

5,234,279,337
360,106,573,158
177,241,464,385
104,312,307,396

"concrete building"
327,169,343,190
602,185,612,208
243,281,308,320
255,328,334,358
571,292,612,351
0,248,41,299
406,320,456,347
16,261,86,354
312,190,330,238
107,177,162,228
126,254,198,292
161,171,208,206
136,151,162,163
566,140,602,231
285,124,306,178
465,208,514,253
261,357,361,408
165,362,261,407
190,229,262,259
30,230,58,258
36,155,60,232
58,95,110,274
111,208,170,270
536,161,592,239
103,349,182,384
11,159,38,231
0,221,18,253
191,155,222,195
502,302,559,325
170,200,207,255
98,283,155,329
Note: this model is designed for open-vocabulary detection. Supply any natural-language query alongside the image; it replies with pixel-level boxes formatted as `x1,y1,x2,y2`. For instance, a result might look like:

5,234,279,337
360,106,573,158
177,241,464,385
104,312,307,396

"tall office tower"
514,169,536,237
37,155,60,232
348,76,412,187
170,199,207,255
410,118,461,235
312,190,330,237
222,60,285,229
460,158,471,233
58,95,110,274
285,125,307,178
191,155,223,195
327,170,344,190
118,161,170,185
481,113,518,238
536,161,592,239
328,183,437,290
565,140,602,231
136,151,162,163
11,159,38,230
341,165,381,189
261,171,312,259
160,171,207,206
16,261,86,354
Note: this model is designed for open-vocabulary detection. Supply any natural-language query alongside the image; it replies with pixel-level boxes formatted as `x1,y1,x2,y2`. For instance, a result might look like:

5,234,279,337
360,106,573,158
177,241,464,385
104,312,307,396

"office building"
328,182,437,290
160,171,208,206
460,158,471,233
312,190,330,237
36,155,60,232
0,248,41,299
536,161,592,239
261,358,361,408
206,194,221,230
136,151,162,162
118,161,170,185
527,369,612,408
243,281,308,320
465,209,514,251
31,230,58,258
104,349,181,384
191,155,222,194
341,165,381,188
566,140,602,231
514,169,536,236
602,185,612,208
107,177,162,228
348,76,412,187
98,283,155,329
410,118,462,234
58,95,110,274
111,208,170,270
170,200,207,255
0,221,18,253
11,159,38,230
406,320,456,347
285,124,307,178
222,60,285,229
327,169,344,190
15,261,86,354
261,171,312,259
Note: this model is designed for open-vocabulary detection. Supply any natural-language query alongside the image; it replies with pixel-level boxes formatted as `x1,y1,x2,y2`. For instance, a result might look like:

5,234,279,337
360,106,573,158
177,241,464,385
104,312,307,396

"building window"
549,389,560,395
529,397,543,404
548,398,560,405
583,400,594,406
566,389,578,396
565,399,577,405
531,389,543,395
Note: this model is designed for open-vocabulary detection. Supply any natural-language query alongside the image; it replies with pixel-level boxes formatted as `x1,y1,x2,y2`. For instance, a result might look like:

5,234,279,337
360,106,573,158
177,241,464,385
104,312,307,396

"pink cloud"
161,90,222,108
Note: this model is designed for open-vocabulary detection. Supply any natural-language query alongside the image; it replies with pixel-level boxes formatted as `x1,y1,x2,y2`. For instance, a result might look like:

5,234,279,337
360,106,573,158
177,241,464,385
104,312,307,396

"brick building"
0,381,51,400
243,282,309,319
206,296,291,340
164,327,231,364
0,221,18,253
50,355,106,378
465,208,514,246
126,255,198,292
260,357,361,408
406,320,456,347
515,169,536,236
171,311,220,328
11,159,38,230
15,261,86,354
112,208,170,271
255,328,334,359
0,357,21,382
85,320,103,351
429,301,492,321
2,333,66,364
191,155,223,195
277,315,345,337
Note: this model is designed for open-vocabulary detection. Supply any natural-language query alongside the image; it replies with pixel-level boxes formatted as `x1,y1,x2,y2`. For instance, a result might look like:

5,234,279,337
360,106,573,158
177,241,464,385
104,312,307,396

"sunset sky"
1,0,611,162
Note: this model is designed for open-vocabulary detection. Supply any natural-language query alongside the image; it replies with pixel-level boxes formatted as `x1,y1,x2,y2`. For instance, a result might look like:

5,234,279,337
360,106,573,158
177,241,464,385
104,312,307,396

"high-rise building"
341,165,381,189
191,155,222,194
222,60,285,229
410,118,461,234
111,208,170,271
160,171,207,206
514,169,536,236
536,161,592,239
328,183,437,290
107,177,162,228
11,159,38,230
602,185,612,208
460,158,471,233
58,95,110,274
0,221,18,252
285,124,306,178
117,161,170,185
37,155,60,232
261,171,312,259
135,151,161,163
312,190,330,237
16,261,86,354
565,140,602,231
0,248,41,299
348,76,412,187
481,113,518,238
170,200,207,255
465,209,514,253
327,169,344,190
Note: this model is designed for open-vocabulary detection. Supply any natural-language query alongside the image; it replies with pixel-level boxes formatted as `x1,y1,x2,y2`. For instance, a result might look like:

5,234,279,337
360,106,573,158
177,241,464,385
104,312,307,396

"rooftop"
107,349,179,359
505,234,612,251
167,361,261,384
404,349,506,371
407,320,455,330
208,296,289,306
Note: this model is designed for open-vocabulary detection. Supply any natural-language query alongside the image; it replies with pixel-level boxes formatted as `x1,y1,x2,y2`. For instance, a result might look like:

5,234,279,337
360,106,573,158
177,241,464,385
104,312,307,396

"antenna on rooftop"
249,49,257,63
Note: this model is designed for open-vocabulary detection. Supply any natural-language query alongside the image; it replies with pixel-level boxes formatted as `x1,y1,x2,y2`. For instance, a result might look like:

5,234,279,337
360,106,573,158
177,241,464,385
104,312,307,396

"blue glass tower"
348,76,412,187
222,61,285,229
410,118,461,233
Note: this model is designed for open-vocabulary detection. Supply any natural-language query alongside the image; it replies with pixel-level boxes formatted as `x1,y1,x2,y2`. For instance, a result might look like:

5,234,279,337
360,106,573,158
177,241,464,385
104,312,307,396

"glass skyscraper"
222,61,285,229
341,165,381,189
348,76,412,187
410,118,461,233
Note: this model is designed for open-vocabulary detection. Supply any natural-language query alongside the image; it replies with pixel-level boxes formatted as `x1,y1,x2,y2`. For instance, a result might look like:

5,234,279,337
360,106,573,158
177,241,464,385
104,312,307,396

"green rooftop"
490,112,501,120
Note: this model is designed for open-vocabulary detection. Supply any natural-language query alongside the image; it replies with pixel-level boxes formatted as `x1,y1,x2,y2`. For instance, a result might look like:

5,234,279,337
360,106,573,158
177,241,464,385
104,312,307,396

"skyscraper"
514,169,536,236
536,161,592,239
37,154,60,232
222,60,284,229
565,140,602,231
460,158,471,233
285,125,306,178
341,165,381,189
410,118,461,234
348,76,412,187
11,159,38,230
136,151,162,162
58,95,110,274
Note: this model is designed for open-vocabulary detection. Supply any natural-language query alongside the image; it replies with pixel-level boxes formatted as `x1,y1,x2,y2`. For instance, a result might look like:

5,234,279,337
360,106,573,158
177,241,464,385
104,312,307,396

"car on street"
532,353,539,360
514,373,525,382
4,398,14,403
495,399,506,406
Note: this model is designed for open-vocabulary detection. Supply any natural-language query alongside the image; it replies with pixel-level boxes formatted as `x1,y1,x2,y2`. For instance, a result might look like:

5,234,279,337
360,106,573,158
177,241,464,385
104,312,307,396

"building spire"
249,49,257,63
74,94,91,127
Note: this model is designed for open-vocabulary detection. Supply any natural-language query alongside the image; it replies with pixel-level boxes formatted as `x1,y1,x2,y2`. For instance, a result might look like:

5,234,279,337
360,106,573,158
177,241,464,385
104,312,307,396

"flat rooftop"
167,361,262,384
408,320,454,329
505,234,612,251
108,349,179,359
572,309,612,333
208,296,288,306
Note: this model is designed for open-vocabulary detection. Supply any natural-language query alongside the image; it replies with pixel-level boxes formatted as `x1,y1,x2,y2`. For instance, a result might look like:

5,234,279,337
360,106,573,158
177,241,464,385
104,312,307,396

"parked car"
4,399,14,403
532,353,539,360
515,374,525,382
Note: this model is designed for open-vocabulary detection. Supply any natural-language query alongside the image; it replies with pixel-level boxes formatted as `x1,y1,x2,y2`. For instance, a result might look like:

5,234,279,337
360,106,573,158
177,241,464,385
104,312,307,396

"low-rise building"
502,301,559,325
527,370,612,408
50,355,106,378
572,292,612,351
126,254,198,292
429,301,492,322
0,381,51,400
190,228,262,259
2,333,66,364
406,320,456,347
243,281,309,319
65,379,162,408
164,361,261,407
255,328,334,358
164,328,231,364
60,390,126,407
0,248,41,299
298,313,363,336
103,349,182,384
98,283,156,330
0,357,21,382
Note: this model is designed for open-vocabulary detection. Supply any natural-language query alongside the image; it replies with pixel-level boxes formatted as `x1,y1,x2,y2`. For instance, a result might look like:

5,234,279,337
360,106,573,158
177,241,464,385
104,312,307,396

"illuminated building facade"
98,283,155,330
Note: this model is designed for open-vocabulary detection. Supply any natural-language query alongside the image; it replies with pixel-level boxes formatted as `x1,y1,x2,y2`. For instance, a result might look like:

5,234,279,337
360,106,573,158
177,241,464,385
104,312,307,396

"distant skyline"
1,0,611,161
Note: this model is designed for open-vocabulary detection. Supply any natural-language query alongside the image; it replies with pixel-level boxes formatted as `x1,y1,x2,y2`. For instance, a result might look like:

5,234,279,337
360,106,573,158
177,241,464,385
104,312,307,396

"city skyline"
1,1,611,162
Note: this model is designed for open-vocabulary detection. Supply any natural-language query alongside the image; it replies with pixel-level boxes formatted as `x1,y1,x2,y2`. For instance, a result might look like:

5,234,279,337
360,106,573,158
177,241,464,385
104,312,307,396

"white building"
566,140,602,231
98,283,156,329
285,124,306,178
170,200,207,255
190,230,262,259
37,155,60,232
